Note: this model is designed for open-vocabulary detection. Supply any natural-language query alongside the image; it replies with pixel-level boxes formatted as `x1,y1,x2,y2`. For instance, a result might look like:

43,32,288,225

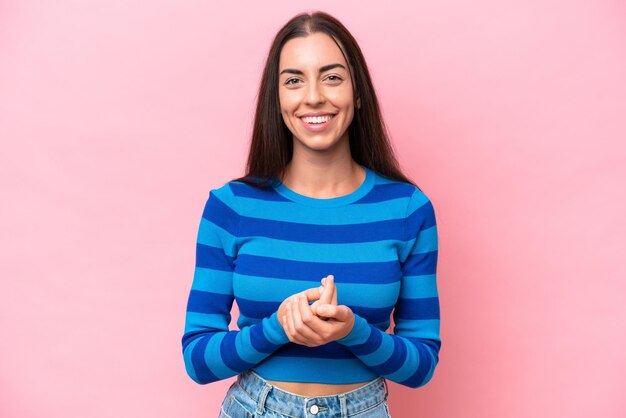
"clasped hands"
276,275,355,347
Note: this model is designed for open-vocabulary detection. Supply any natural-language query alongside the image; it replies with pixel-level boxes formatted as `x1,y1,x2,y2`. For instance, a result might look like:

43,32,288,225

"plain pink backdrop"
1,1,625,417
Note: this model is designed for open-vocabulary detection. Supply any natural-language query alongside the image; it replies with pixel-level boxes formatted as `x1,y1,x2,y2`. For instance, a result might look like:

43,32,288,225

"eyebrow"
279,63,347,76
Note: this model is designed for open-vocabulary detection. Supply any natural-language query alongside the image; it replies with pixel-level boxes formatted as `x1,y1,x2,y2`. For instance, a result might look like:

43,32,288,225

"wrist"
336,313,370,346
263,311,290,345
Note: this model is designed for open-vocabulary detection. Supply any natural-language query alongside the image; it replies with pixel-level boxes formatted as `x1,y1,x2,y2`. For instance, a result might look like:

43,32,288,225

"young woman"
182,11,441,418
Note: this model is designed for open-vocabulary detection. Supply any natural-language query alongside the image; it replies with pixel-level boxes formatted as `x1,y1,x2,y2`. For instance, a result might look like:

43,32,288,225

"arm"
181,186,290,384
335,189,441,389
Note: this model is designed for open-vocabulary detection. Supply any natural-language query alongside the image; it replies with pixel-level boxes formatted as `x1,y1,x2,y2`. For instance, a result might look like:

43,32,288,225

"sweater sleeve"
181,186,290,384
336,189,441,389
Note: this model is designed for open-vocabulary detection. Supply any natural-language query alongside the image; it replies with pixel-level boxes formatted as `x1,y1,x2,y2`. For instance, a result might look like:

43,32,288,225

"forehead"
279,32,348,70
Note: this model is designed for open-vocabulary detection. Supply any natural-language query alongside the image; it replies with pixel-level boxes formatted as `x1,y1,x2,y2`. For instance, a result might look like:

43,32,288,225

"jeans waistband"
235,369,389,417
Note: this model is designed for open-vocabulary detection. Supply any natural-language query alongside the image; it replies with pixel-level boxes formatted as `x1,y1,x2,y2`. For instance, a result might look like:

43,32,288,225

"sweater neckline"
272,164,375,208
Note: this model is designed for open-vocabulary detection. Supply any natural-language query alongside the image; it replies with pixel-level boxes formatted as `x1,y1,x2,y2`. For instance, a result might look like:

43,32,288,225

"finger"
286,297,309,345
285,301,294,334
304,302,334,335
329,276,338,305
309,300,329,318
292,295,322,345
301,287,323,303
322,275,338,305
297,293,327,328
285,301,301,343
309,275,332,315
315,303,337,318
318,275,334,305
296,295,336,343
282,303,294,342
316,304,351,321
311,275,336,316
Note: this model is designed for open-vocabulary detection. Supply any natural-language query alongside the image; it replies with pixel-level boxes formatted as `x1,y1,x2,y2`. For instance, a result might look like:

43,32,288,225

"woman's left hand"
282,275,355,347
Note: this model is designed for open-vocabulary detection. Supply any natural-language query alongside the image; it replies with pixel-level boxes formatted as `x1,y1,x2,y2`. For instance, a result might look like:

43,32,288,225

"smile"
299,114,336,132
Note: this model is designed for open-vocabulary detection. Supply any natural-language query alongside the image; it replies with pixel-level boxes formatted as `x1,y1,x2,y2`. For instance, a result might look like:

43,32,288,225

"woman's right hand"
276,274,337,328
310,275,337,316
276,286,320,329
280,275,355,347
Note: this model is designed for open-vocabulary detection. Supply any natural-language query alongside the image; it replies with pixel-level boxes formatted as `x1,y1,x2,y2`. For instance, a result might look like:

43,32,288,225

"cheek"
278,99,293,125
279,90,299,111
327,88,354,109
279,111,295,132
343,108,355,127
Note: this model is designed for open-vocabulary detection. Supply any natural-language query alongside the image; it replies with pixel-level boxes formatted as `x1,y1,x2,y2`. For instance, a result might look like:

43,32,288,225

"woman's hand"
310,275,337,317
281,275,355,347
276,274,334,329
276,286,322,329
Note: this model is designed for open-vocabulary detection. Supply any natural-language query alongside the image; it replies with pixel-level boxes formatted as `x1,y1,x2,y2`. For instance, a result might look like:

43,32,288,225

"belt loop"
382,377,389,399
255,383,272,415
339,393,348,418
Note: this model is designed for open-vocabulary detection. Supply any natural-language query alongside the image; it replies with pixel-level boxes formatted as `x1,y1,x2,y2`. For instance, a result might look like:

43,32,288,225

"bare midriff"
264,379,371,396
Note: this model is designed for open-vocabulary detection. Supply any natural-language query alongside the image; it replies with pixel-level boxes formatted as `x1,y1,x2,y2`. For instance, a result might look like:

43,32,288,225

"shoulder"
401,185,436,234
206,178,282,213
209,180,252,198
368,169,432,211
205,181,239,210
406,187,433,217
368,171,435,229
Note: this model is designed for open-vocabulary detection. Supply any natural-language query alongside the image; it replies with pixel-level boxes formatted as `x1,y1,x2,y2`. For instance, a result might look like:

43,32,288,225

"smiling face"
278,32,359,155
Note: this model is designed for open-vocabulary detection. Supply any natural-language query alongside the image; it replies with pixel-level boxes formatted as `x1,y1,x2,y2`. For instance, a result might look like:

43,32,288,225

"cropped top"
181,165,441,388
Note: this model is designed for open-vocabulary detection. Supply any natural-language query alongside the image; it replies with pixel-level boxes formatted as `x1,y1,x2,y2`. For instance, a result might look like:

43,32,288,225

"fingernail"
322,277,326,284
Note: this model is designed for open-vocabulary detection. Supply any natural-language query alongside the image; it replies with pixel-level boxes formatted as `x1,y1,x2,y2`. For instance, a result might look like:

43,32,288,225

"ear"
356,96,361,109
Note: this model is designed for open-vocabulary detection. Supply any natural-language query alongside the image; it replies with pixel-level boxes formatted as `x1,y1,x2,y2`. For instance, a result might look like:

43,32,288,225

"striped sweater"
181,165,441,388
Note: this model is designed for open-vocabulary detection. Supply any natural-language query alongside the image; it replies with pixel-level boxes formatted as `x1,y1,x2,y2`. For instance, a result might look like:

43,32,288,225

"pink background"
1,1,625,417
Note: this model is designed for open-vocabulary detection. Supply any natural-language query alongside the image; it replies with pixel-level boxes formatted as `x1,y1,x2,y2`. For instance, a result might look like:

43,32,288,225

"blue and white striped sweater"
182,165,440,388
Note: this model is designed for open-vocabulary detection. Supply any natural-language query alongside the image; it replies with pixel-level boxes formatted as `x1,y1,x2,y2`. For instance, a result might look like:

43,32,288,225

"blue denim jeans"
218,369,391,418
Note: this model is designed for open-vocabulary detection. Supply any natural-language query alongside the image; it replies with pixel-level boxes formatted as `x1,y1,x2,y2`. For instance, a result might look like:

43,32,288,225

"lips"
299,114,336,132
301,114,334,124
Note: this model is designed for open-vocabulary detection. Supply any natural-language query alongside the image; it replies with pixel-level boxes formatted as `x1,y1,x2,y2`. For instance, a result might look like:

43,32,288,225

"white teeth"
301,115,333,124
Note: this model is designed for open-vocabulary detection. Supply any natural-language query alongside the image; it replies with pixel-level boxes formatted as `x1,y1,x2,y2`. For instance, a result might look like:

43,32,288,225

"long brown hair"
231,11,418,190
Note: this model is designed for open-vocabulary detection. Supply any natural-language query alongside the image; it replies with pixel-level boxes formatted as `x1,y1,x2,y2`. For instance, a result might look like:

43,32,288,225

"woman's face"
278,32,358,155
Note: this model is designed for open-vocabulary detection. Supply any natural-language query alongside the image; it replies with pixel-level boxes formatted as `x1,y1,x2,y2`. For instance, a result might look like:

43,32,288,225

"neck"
281,154,365,199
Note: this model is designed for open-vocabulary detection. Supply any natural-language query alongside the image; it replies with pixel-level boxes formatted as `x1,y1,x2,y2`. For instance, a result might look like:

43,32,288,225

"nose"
305,81,325,105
